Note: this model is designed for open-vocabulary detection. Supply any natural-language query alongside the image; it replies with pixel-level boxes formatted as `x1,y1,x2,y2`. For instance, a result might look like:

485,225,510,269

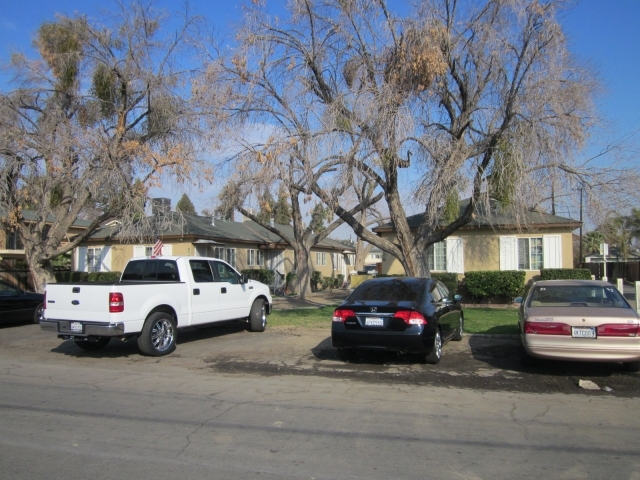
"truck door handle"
193,289,200,295
221,287,227,294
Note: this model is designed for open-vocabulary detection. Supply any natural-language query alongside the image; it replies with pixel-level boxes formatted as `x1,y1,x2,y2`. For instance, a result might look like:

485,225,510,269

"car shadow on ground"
310,336,435,365
50,320,251,359
467,335,633,378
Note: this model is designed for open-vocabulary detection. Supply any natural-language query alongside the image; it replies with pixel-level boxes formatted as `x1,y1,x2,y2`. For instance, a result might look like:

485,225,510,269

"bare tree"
226,0,634,278
0,3,212,291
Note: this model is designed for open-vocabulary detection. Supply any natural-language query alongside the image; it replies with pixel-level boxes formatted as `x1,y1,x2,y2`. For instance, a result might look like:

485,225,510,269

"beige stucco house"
73,212,354,289
373,200,581,283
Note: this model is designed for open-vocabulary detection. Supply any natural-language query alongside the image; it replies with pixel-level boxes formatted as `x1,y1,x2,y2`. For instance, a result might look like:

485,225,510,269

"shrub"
323,276,341,289
540,268,592,280
311,271,323,291
242,269,275,285
336,274,345,287
431,272,459,295
463,270,526,300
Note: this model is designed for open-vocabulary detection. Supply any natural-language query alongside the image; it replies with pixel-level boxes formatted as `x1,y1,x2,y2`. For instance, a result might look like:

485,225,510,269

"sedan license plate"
572,327,596,338
70,322,83,333
365,317,384,327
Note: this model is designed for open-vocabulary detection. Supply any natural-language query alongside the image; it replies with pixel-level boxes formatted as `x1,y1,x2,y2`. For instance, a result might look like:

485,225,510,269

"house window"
518,238,543,270
334,254,343,270
316,252,327,266
226,248,236,268
213,247,224,259
145,246,153,256
247,249,263,267
5,231,23,250
87,248,102,272
427,241,447,272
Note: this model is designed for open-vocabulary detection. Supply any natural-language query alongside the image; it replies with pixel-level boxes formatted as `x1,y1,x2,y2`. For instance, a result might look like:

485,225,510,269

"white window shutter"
100,246,112,272
543,235,562,268
500,237,518,270
77,247,87,272
446,237,464,273
133,246,145,258
161,244,172,256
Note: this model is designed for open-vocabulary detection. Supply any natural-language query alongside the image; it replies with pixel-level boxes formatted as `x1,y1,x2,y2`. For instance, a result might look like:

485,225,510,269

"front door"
210,260,250,320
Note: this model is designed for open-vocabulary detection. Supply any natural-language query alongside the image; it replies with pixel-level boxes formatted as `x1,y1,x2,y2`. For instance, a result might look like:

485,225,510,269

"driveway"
1,320,638,397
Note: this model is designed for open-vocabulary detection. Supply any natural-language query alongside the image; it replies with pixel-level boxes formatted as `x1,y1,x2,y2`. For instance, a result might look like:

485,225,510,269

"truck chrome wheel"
151,318,175,352
138,312,177,356
249,299,267,332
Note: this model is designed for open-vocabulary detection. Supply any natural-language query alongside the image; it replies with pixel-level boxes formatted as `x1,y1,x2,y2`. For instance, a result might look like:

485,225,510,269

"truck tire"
249,299,266,332
75,337,111,351
137,312,177,356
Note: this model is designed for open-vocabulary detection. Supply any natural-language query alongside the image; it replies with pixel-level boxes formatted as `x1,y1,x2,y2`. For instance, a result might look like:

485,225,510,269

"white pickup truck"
40,256,272,356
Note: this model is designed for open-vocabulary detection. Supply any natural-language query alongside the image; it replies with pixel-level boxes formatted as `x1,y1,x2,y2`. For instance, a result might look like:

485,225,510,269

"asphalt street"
1,321,639,479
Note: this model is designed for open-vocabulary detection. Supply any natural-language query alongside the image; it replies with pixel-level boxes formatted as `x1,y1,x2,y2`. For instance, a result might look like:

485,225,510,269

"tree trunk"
354,238,371,272
25,253,56,293
295,246,313,300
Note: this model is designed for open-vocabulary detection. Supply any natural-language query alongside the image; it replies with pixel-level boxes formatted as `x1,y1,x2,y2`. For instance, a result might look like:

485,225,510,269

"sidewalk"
271,289,350,310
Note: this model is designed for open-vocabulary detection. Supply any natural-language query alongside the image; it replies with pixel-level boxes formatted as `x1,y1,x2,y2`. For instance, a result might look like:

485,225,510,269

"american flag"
152,238,163,257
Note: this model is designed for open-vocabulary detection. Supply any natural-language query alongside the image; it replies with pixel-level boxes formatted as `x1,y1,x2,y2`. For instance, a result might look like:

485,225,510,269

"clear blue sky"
2,0,639,217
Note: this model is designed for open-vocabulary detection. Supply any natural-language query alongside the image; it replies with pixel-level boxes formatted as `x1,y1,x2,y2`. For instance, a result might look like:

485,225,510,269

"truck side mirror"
239,274,248,284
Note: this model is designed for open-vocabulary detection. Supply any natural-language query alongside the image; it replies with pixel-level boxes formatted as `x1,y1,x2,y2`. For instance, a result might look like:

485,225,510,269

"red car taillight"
597,324,639,337
333,308,356,322
394,310,427,325
109,292,124,313
524,321,571,335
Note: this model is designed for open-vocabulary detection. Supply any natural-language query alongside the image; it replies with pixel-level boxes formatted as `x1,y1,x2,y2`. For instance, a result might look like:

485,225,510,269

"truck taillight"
333,308,356,322
109,292,124,313
394,310,427,325
524,321,571,335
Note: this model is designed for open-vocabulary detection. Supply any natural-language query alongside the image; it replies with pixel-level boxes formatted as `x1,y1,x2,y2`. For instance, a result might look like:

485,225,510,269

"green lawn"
268,306,519,334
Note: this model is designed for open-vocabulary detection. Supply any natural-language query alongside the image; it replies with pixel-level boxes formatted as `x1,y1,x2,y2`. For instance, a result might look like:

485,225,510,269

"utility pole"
579,188,583,266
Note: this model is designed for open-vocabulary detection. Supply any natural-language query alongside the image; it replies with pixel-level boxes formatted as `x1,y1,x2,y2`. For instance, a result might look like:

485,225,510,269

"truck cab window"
189,260,214,283
210,261,239,285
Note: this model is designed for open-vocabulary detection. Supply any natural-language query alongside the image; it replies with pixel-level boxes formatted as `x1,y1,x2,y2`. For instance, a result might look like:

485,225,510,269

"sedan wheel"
452,315,463,341
424,328,442,365
33,303,44,324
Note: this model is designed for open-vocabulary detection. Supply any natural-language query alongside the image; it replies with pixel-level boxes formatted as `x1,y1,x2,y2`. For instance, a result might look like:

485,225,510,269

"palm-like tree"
583,231,604,256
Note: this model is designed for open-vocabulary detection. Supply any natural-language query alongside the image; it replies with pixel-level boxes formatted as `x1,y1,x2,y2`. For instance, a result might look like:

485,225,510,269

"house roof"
0,208,92,228
373,199,581,233
86,213,354,253
584,247,640,262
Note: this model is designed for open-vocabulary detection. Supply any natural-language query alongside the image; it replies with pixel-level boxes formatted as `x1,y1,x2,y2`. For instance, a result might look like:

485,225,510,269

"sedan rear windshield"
350,280,425,303
528,285,629,308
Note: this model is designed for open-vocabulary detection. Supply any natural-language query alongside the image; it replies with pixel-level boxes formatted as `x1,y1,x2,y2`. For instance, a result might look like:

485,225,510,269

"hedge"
540,268,592,280
374,273,459,295
311,271,323,291
463,270,526,300
241,269,275,285
54,271,122,282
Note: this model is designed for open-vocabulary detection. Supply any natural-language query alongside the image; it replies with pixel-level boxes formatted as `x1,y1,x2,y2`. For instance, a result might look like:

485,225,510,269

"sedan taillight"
524,321,571,335
109,292,124,313
597,324,639,337
394,310,427,325
333,308,356,322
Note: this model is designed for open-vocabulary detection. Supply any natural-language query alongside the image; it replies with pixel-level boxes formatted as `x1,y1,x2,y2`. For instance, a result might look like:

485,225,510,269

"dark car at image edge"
0,279,44,325
331,277,463,363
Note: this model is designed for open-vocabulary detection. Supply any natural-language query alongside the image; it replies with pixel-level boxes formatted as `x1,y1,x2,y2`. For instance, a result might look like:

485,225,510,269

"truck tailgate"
45,283,113,322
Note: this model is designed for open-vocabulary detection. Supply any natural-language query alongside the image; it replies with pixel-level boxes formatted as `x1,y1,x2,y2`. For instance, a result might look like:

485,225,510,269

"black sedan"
332,277,463,363
0,279,44,325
